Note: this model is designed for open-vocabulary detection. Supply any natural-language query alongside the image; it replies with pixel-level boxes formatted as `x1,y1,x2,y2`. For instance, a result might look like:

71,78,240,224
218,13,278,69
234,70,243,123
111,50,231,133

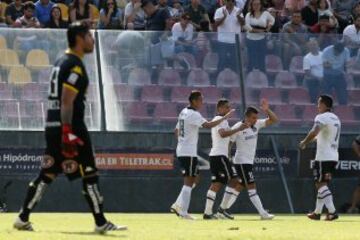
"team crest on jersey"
41,155,55,169
62,160,78,174
67,73,79,85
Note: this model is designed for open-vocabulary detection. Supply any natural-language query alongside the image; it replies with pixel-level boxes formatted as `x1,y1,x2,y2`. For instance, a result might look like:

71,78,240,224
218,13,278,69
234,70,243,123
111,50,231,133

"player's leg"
204,156,227,219
247,182,274,220
171,157,199,219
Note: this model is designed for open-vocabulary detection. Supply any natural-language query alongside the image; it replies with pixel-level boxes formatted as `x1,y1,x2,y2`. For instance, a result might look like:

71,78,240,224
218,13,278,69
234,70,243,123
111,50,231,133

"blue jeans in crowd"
323,69,348,105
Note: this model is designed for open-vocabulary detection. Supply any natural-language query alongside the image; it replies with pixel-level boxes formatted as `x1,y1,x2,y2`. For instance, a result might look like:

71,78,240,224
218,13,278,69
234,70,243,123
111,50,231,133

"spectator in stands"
343,14,360,56
303,39,323,103
184,0,210,31
214,0,244,71
333,0,355,33
14,1,40,28
172,13,195,54
322,41,349,105
244,0,274,72
124,0,145,30
69,0,93,24
46,4,68,28
282,10,308,68
350,1,360,24
172,0,185,20
5,0,24,26
267,7,283,33
158,0,178,19
98,0,123,29
142,0,171,32
301,0,318,27
35,0,54,26
310,14,337,49
284,0,305,15
317,0,338,28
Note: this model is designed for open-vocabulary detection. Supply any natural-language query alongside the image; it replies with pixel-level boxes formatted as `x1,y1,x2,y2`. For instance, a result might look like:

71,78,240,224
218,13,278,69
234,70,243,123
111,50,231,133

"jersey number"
179,119,185,137
49,67,60,98
334,123,340,142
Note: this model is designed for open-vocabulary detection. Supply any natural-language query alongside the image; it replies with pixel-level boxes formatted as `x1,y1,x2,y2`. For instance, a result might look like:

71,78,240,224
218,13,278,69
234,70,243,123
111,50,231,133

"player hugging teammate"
171,90,278,220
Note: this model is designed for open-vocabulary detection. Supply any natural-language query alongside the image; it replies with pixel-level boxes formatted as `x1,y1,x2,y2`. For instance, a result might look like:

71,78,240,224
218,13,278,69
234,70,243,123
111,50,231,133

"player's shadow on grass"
59,231,127,238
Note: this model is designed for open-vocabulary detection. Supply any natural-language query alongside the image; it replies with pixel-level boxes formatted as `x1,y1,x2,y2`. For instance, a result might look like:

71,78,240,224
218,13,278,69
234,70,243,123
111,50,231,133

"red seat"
302,105,318,123
266,54,283,76
187,69,210,86
259,88,283,104
114,84,134,102
216,68,240,87
203,52,219,74
274,71,297,88
288,88,311,105
154,102,179,123
158,68,182,86
171,86,193,103
245,89,260,105
229,88,242,103
128,68,151,85
245,70,268,88
289,56,304,76
349,90,360,106
275,105,300,125
334,106,357,125
126,102,152,123
198,86,222,104
141,85,164,103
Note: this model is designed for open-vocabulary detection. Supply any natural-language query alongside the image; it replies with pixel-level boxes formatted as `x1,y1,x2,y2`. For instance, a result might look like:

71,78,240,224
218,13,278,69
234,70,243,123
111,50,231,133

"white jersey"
314,112,341,161
176,107,207,157
231,119,267,164
209,116,230,157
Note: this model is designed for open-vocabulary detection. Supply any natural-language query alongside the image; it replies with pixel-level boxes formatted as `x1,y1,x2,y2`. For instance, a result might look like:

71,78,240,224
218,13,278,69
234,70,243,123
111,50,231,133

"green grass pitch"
1,213,360,240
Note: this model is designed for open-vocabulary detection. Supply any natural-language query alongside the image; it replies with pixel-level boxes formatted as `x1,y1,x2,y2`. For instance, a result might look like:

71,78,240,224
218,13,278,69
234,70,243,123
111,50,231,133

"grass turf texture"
0,213,360,240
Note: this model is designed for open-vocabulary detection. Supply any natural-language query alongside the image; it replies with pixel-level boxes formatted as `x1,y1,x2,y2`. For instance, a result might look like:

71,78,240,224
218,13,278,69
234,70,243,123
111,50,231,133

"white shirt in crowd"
343,24,360,45
176,107,207,157
230,119,267,165
244,11,274,40
235,0,246,11
314,112,341,162
303,51,324,78
209,116,230,157
214,6,243,44
172,22,194,41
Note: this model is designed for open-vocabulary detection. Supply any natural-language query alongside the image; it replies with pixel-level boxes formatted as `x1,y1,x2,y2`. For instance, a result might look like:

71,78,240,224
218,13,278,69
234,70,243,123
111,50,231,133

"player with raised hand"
171,91,234,220
299,95,341,221
14,22,127,234
218,98,278,220
203,99,249,220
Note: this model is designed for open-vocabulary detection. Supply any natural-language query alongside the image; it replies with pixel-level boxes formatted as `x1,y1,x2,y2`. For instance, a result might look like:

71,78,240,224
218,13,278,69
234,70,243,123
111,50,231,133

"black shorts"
41,127,97,181
313,161,337,183
234,164,255,186
209,155,237,184
177,156,199,177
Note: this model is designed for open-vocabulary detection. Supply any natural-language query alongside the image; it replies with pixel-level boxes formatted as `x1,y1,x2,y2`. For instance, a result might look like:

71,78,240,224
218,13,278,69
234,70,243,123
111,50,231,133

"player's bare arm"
218,122,249,138
202,109,235,129
61,85,77,124
174,128,179,139
260,99,279,126
299,126,321,150
352,138,360,158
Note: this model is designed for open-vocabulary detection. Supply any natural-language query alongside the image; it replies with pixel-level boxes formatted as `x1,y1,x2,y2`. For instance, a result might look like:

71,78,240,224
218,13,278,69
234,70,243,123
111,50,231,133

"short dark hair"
188,90,202,103
319,95,333,109
24,1,35,10
217,98,229,109
141,0,152,8
292,10,302,16
67,22,90,48
354,14,360,21
245,106,259,117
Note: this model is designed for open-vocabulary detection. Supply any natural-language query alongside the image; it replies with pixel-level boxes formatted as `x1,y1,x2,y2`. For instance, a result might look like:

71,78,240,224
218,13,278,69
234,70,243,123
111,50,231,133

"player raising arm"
171,91,234,220
218,99,278,220
299,95,341,221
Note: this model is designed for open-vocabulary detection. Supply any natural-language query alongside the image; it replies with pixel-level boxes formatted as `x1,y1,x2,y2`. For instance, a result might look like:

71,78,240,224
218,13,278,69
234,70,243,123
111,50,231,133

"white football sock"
321,186,336,214
314,185,327,214
204,190,216,215
181,185,192,214
248,189,266,215
220,187,239,210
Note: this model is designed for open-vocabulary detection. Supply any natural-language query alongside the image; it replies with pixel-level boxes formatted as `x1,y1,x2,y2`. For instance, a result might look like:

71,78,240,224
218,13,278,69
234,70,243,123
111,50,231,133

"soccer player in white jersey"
171,91,234,220
299,95,341,221
203,99,249,220
219,99,278,220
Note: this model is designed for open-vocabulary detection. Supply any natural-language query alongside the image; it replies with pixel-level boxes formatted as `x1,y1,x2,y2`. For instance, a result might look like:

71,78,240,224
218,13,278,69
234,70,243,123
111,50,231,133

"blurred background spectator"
35,0,54,26
46,4,68,27
5,0,23,26
124,0,145,30
98,0,123,29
